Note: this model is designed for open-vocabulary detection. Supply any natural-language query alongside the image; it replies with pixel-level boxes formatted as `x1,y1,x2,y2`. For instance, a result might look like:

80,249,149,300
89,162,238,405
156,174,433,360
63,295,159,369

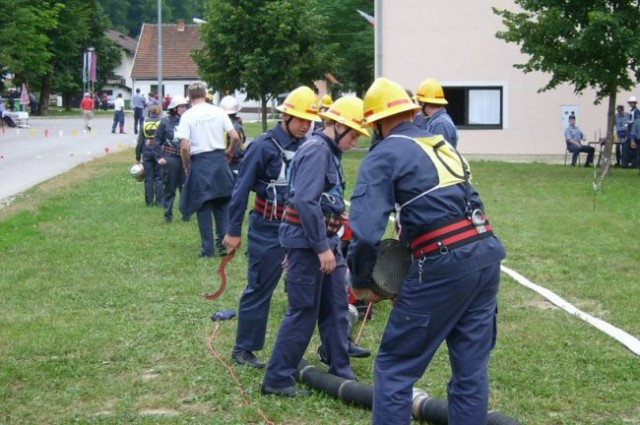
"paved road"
0,115,138,201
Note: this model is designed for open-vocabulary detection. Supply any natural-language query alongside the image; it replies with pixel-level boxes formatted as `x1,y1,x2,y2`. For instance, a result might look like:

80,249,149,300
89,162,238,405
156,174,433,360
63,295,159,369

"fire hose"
296,359,520,425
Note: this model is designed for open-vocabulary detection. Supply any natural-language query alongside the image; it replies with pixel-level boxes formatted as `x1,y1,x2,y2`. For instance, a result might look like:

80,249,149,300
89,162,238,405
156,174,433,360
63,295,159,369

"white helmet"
130,163,144,182
168,95,188,110
219,95,241,114
628,96,637,103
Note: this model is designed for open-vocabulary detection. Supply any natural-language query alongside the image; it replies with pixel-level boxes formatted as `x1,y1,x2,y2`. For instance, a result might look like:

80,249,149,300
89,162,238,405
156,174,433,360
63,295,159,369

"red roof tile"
131,23,203,80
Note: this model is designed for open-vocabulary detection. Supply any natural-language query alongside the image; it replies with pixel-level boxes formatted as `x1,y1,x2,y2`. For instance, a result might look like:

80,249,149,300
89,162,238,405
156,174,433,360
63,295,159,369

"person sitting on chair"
565,115,594,167
0,97,17,128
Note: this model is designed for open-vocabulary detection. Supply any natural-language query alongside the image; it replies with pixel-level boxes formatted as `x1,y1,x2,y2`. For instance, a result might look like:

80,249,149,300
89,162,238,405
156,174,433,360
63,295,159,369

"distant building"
103,29,137,99
131,20,203,101
378,0,640,156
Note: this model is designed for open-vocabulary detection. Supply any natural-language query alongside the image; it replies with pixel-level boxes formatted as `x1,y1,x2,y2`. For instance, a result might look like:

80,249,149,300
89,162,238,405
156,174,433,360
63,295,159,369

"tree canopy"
194,0,340,130
493,0,640,175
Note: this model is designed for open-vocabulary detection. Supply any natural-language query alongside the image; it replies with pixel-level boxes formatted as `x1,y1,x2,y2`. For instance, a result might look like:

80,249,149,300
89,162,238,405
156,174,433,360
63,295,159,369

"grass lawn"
1,129,639,424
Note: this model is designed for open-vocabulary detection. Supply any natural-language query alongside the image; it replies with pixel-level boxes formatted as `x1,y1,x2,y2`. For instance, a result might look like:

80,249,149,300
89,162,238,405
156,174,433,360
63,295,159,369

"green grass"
1,146,639,424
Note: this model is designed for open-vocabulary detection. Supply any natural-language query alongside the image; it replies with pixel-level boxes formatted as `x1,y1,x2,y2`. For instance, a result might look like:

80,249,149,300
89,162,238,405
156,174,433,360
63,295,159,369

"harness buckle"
470,209,487,233
262,198,278,220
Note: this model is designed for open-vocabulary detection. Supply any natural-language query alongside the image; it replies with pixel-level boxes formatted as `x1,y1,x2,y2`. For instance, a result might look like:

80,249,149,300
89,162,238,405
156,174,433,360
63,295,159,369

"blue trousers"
111,110,124,132
162,154,186,220
263,247,354,389
133,107,144,133
372,261,501,425
234,213,284,352
143,156,163,206
196,197,229,256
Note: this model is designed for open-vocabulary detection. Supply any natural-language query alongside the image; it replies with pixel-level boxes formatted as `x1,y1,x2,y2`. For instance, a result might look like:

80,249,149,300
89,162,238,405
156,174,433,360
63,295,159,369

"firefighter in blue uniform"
219,95,247,174
260,97,368,397
414,78,459,148
156,95,189,222
348,78,506,424
223,86,321,369
135,105,163,206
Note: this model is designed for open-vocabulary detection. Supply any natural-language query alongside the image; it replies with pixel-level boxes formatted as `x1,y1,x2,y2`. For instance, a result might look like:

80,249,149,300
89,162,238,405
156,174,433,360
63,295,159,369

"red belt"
283,206,343,236
409,217,493,259
163,146,180,156
254,195,284,220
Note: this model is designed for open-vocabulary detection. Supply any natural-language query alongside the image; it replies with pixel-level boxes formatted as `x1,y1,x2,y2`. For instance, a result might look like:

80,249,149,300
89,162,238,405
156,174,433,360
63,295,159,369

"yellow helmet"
276,86,321,122
319,96,369,137
320,94,333,108
362,77,420,126
416,78,448,105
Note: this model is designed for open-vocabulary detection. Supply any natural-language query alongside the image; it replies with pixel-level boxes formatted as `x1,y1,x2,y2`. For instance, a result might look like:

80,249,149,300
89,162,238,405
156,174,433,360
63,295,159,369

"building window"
150,84,165,97
444,86,503,129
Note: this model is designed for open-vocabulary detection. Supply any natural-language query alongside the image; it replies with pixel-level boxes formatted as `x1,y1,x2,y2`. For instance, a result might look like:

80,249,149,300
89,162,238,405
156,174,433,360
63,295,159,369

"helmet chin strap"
334,124,351,145
284,115,295,138
373,121,384,140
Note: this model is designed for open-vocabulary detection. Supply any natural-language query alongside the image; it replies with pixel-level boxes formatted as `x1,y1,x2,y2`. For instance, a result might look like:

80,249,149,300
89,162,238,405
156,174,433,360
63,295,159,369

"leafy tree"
194,0,339,130
38,0,105,113
493,1,640,177
318,0,374,97
0,0,62,90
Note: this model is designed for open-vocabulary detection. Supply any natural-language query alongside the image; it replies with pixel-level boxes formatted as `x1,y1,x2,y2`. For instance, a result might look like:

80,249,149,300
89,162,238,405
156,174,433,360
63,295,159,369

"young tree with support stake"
493,0,640,179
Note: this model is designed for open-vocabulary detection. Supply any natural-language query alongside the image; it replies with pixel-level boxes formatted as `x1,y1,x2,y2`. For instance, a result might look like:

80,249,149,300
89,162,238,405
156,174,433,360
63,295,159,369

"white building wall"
379,0,638,155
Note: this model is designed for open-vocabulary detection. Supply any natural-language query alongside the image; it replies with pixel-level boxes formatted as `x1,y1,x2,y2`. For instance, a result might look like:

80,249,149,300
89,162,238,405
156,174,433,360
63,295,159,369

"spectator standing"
565,115,594,167
135,105,163,206
615,105,630,167
261,97,367,397
132,88,146,135
177,83,239,258
347,77,506,425
156,95,189,222
80,92,94,131
222,86,320,368
147,93,160,117
162,94,172,111
626,96,640,168
415,78,459,148
629,111,640,169
111,93,125,134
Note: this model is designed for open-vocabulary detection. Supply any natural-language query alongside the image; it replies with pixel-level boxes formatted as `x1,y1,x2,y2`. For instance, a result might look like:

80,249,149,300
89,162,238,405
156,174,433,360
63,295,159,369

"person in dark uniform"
156,95,189,222
414,78,459,148
347,78,506,424
222,86,320,369
219,95,247,174
260,96,369,398
135,105,163,206
177,83,239,258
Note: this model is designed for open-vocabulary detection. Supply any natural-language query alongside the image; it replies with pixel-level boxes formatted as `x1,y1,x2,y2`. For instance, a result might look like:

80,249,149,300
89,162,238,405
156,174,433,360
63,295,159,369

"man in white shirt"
176,83,239,257
111,93,126,134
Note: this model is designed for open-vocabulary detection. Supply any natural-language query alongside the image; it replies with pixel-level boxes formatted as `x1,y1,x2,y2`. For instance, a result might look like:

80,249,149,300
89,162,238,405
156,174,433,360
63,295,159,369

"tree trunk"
599,87,618,178
261,96,268,132
39,74,52,116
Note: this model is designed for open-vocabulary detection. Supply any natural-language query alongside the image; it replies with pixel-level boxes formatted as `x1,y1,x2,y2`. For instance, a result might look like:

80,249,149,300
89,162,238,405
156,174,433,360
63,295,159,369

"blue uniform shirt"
227,123,304,237
347,121,505,289
564,124,584,143
424,108,459,148
279,132,345,254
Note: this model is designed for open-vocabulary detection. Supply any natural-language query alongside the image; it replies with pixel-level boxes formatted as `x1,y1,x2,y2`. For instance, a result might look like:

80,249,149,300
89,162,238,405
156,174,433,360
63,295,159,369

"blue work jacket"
227,123,304,237
279,132,345,254
347,121,504,289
